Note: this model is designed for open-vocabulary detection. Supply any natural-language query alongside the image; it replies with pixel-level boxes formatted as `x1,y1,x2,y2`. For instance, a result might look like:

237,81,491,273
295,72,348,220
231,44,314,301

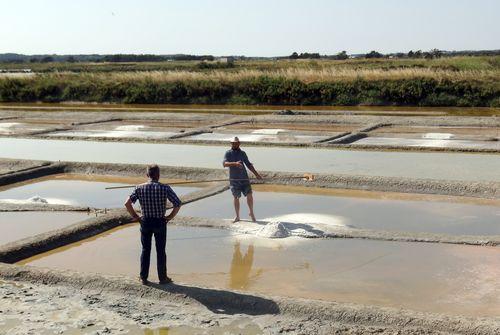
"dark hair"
147,164,160,180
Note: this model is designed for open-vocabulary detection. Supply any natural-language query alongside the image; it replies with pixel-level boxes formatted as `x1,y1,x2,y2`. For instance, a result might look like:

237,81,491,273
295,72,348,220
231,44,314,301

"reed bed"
65,67,499,83
1,63,498,106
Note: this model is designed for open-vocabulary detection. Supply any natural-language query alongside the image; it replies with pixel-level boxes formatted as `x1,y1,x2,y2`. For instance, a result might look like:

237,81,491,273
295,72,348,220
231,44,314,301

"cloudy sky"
1,0,499,56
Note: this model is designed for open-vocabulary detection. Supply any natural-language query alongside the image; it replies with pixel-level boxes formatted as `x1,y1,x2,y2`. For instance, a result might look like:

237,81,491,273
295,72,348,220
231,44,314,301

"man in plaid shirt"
124,164,181,285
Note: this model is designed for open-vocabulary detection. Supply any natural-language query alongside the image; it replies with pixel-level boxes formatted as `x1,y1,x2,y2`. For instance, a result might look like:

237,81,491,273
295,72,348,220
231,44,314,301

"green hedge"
0,76,498,107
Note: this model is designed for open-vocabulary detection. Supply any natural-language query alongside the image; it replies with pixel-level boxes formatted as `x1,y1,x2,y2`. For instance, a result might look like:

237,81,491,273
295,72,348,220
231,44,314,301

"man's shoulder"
135,182,149,189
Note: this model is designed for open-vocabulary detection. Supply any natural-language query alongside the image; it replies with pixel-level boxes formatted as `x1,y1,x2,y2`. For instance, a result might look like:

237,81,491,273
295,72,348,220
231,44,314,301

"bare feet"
233,216,240,223
249,213,256,222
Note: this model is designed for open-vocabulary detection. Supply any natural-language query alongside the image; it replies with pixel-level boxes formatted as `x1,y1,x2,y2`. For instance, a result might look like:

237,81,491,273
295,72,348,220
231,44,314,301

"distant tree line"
285,49,500,60
0,49,499,64
0,53,217,63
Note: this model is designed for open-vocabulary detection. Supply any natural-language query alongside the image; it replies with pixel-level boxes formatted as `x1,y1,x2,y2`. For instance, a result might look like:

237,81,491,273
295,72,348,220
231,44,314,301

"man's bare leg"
233,196,241,222
247,192,256,222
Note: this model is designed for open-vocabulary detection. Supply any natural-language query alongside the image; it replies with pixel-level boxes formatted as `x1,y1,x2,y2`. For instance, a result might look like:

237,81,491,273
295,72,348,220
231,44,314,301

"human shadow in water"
229,242,264,290
149,281,280,315
148,241,278,315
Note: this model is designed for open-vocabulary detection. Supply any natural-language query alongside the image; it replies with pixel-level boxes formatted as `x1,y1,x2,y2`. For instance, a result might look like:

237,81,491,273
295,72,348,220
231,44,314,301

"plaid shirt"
130,181,181,219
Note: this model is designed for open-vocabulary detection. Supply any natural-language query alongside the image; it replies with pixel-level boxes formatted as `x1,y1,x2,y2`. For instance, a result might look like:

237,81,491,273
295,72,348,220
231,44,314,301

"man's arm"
223,161,243,168
166,206,180,221
243,152,262,179
223,151,243,169
165,186,182,222
247,164,263,179
124,197,140,221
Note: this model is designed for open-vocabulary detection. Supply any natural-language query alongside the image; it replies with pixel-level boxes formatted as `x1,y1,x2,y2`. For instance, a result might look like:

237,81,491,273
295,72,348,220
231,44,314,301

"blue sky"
1,0,499,56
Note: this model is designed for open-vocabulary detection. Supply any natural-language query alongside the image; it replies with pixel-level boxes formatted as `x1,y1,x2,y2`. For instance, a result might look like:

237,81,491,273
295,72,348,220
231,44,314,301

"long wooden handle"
105,174,314,190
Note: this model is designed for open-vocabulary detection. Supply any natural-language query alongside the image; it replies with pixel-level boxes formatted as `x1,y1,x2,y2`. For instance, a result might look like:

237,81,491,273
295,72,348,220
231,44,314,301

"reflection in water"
144,328,169,335
229,242,263,290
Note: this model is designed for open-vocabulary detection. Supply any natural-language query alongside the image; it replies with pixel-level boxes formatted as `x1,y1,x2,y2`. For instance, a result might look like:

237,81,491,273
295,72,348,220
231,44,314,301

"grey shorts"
230,183,252,198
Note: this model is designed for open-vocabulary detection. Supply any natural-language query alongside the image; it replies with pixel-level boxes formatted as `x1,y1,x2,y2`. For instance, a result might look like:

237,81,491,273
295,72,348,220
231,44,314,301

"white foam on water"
251,129,287,135
0,196,75,206
114,125,146,131
422,133,454,140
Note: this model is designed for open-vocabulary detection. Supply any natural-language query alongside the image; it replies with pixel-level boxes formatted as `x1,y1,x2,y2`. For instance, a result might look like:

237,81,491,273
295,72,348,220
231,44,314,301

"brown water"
0,211,90,245
0,174,202,209
1,103,499,116
1,138,499,182
20,225,500,317
180,185,500,236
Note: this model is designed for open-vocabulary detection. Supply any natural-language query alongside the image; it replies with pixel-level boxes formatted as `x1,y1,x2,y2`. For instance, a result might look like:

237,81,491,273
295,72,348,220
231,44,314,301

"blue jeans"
140,217,167,281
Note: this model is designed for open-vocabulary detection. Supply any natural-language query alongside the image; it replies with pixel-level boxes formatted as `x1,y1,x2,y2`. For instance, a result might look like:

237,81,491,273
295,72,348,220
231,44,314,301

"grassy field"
1,56,499,107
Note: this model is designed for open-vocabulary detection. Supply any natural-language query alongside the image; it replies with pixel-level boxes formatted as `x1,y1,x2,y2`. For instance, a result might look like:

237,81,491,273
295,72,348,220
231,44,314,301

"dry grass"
65,67,499,83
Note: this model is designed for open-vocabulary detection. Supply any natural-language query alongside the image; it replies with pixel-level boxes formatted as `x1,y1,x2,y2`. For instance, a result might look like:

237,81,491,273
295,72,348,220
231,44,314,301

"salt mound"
27,196,48,204
0,196,74,206
257,221,290,238
115,125,145,131
266,213,349,228
229,213,351,241
251,129,287,135
422,133,454,140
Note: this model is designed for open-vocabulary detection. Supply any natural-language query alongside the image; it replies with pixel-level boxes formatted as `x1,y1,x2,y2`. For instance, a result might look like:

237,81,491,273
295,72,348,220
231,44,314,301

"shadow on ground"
149,282,280,315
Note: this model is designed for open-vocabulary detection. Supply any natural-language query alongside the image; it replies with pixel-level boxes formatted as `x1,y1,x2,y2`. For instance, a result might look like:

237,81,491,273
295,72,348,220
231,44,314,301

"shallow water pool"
0,211,90,245
0,174,201,209
1,138,498,182
180,186,500,236
20,225,500,317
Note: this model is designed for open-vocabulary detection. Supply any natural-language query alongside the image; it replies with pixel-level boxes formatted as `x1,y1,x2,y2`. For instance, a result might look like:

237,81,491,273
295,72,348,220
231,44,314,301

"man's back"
130,181,181,219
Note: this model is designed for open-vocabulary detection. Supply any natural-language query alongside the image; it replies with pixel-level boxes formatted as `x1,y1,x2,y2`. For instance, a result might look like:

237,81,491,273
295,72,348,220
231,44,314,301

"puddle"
0,211,90,245
179,186,500,236
1,138,499,182
20,225,500,317
186,131,329,143
0,174,201,209
139,321,262,335
353,137,500,150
